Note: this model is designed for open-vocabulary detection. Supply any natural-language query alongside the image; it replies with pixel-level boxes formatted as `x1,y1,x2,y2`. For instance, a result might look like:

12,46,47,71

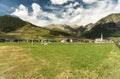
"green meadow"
0,43,120,79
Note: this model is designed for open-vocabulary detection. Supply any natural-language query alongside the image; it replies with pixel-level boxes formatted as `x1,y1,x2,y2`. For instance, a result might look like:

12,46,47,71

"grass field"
0,43,120,79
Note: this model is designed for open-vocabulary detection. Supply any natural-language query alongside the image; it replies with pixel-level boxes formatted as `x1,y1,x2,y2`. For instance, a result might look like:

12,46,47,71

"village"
0,34,114,43
2,34,120,49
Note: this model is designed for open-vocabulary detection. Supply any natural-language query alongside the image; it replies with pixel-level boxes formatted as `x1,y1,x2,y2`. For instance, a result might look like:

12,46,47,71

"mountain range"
0,13,120,40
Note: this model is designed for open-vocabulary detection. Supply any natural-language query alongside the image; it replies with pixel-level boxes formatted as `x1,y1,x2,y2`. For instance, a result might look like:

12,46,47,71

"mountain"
45,24,87,37
0,15,26,32
1,13,120,40
83,13,120,38
0,15,71,40
45,24,79,34
46,13,120,39
45,24,74,34
84,23,94,31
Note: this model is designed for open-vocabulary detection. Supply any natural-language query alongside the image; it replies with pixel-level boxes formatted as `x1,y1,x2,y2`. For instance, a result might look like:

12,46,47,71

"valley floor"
0,43,120,79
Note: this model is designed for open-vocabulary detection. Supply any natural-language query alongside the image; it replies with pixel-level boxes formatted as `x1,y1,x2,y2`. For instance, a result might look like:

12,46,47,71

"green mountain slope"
0,15,26,32
0,15,71,40
83,13,120,38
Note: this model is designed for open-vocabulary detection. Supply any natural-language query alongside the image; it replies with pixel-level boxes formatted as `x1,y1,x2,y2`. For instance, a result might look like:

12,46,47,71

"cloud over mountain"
11,0,120,26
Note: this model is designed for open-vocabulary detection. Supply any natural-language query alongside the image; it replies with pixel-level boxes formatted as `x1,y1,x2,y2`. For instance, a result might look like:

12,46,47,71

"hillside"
83,13,120,38
0,15,26,32
45,24,87,37
46,24,73,31
0,15,72,40
45,24,83,36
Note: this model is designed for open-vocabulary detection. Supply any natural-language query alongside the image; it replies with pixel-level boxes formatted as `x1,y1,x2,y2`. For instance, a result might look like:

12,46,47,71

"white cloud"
114,0,120,12
50,0,75,5
50,0,68,5
11,3,51,26
32,3,42,16
73,2,79,7
11,0,120,27
65,2,79,8
83,0,97,4
12,4,29,19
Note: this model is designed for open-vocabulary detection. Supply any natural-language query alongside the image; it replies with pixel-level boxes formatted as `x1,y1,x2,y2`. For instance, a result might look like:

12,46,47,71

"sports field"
0,43,120,79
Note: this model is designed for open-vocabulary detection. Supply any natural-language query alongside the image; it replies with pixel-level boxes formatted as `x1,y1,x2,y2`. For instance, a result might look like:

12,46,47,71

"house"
60,39,66,43
60,38,76,43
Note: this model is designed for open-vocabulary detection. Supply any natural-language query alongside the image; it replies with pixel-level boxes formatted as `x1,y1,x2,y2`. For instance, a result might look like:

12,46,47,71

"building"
94,33,104,43
94,33,113,43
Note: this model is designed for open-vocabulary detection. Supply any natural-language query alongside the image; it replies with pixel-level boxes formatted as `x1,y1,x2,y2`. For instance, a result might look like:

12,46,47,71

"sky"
0,0,120,26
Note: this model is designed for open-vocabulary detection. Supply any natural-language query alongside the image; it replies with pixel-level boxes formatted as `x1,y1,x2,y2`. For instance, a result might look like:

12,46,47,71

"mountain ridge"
0,15,72,40
0,13,120,39
83,13,120,38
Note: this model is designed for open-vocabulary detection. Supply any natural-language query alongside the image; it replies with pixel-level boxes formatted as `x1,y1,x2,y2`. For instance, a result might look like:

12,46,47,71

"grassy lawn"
0,43,120,79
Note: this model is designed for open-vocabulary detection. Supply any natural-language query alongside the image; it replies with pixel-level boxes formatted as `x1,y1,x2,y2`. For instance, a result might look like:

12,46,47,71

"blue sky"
0,0,49,15
0,0,120,26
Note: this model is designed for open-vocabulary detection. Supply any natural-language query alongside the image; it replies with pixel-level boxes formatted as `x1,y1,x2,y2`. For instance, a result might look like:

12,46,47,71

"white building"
95,33,104,43
60,39,66,43
94,33,113,43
